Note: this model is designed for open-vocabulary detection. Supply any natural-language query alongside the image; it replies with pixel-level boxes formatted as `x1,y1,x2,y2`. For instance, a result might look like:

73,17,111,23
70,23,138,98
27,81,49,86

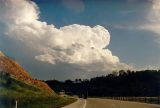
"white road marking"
15,100,17,108
83,100,87,108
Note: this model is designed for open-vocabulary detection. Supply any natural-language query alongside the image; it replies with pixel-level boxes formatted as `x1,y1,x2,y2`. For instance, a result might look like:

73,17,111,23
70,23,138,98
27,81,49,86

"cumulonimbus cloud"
0,0,132,79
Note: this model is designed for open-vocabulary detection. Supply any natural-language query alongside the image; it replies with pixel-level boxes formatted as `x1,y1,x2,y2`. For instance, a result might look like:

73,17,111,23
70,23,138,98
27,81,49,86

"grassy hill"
0,51,53,94
0,52,76,108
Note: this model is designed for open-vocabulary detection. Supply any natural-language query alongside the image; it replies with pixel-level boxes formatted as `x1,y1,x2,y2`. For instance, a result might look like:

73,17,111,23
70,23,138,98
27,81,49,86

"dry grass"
0,52,54,94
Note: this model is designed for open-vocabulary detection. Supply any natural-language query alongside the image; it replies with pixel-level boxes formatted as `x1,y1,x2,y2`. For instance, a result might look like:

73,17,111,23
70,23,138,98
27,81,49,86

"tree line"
46,70,160,97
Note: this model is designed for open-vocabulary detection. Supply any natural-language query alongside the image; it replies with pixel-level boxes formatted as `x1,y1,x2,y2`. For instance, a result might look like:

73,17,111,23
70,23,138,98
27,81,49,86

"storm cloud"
0,0,132,80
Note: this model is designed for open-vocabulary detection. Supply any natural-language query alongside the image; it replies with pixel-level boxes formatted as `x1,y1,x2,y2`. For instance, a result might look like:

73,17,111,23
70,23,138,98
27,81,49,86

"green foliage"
0,71,76,108
46,70,160,97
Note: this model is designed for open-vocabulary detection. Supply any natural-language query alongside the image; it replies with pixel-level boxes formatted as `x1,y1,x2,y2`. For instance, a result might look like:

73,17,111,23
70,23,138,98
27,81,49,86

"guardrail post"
15,100,17,108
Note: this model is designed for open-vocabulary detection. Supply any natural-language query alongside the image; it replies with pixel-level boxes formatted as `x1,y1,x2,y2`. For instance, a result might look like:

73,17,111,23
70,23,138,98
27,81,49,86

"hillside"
0,51,76,108
0,71,76,108
0,51,53,94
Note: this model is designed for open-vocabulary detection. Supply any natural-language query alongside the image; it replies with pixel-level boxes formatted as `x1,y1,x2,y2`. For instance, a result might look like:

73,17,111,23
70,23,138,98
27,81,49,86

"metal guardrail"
107,97,160,105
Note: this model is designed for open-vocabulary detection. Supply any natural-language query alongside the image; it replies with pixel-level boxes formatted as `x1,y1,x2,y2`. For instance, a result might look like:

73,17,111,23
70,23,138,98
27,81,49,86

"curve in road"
62,98,160,108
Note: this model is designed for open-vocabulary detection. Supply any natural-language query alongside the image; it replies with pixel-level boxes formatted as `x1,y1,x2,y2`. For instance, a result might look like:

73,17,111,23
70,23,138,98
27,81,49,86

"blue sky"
1,0,160,80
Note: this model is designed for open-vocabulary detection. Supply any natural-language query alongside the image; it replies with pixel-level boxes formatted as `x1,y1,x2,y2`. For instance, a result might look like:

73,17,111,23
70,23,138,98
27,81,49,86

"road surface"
62,98,160,108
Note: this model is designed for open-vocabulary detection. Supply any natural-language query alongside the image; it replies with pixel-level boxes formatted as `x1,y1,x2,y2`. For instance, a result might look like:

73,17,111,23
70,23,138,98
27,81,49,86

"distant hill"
0,51,53,94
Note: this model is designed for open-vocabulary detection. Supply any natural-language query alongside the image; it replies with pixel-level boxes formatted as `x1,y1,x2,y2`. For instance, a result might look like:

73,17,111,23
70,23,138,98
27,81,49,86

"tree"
119,70,126,76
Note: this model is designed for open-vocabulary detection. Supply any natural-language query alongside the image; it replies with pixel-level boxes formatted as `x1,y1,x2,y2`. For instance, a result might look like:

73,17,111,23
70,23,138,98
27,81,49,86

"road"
62,98,160,108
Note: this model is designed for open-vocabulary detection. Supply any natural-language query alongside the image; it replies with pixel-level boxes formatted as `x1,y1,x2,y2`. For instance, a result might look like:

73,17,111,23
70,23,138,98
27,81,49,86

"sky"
0,0,160,80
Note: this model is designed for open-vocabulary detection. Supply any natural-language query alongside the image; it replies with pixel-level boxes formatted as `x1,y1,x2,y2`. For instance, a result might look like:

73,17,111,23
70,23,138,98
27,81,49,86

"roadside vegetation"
0,71,76,108
0,52,76,108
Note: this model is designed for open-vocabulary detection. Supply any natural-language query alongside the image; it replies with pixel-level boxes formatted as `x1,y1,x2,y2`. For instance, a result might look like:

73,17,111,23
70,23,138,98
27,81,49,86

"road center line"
82,100,87,108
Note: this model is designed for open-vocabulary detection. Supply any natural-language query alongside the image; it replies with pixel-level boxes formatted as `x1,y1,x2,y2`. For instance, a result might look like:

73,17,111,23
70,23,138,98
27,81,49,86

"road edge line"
83,100,87,108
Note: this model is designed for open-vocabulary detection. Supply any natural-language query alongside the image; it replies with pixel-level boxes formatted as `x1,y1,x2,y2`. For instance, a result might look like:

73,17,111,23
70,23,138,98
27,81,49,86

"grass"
0,73,76,108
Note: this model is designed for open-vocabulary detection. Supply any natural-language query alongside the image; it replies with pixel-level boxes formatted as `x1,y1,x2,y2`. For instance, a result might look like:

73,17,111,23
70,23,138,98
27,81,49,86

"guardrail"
106,97,160,105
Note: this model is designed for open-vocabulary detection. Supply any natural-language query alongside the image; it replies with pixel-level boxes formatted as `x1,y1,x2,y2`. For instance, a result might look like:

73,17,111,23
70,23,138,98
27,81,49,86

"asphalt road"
62,98,160,108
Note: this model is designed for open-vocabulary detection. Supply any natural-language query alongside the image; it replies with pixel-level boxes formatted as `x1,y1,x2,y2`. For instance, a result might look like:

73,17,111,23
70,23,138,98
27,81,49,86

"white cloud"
35,54,56,64
113,0,160,38
139,24,160,35
139,0,160,35
136,65,160,71
148,0,160,23
0,0,132,79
